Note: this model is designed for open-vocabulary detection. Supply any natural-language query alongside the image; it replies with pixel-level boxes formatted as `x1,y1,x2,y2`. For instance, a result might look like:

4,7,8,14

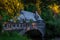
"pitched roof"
10,10,43,22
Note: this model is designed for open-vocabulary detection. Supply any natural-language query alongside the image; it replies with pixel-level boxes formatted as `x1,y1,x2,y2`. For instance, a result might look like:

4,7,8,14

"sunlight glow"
49,3,60,13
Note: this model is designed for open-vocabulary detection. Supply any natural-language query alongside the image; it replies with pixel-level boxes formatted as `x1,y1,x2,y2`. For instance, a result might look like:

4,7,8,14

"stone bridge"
3,10,46,39
3,20,45,38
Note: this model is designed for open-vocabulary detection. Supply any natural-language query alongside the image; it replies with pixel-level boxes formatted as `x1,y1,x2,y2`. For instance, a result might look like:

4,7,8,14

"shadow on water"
24,29,42,40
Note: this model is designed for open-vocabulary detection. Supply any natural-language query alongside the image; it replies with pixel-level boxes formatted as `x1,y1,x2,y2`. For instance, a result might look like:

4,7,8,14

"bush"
41,7,60,38
0,31,29,40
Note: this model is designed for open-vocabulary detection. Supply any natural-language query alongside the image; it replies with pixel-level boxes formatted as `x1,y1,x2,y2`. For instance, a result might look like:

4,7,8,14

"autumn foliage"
0,0,24,17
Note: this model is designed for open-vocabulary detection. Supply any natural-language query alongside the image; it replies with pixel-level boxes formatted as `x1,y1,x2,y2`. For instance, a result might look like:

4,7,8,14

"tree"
0,0,24,17
0,0,24,32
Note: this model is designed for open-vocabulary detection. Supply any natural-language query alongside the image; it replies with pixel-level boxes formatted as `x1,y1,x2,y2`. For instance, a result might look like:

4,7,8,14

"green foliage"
41,7,60,38
0,31,29,40
24,3,36,12
0,10,10,22
41,7,54,21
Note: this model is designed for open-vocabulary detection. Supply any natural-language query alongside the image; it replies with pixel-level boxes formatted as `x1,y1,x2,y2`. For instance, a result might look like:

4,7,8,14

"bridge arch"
24,29,42,40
